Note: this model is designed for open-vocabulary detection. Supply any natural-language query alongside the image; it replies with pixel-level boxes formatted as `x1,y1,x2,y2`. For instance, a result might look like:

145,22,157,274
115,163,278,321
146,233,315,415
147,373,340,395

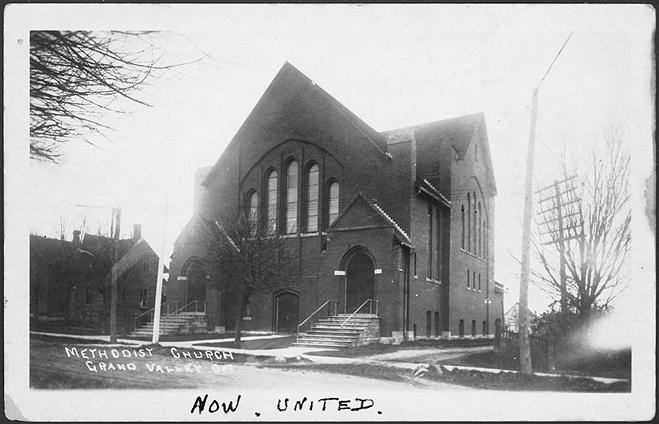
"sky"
14,4,654,314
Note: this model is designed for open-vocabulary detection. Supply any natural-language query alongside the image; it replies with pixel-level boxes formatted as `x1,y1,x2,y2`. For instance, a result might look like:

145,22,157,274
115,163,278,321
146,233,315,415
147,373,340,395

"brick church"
167,62,504,340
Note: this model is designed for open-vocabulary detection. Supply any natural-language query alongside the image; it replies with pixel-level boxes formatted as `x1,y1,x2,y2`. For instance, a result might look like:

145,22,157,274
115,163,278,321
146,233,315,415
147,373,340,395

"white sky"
13,4,654,314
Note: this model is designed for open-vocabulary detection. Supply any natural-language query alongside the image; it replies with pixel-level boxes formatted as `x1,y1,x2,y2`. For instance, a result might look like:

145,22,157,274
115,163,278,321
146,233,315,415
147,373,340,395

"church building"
167,62,504,340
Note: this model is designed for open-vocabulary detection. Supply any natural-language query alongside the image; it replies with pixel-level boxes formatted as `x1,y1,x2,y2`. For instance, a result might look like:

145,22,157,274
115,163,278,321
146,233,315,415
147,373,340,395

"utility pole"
76,204,121,342
535,176,583,330
518,32,573,375
152,196,169,344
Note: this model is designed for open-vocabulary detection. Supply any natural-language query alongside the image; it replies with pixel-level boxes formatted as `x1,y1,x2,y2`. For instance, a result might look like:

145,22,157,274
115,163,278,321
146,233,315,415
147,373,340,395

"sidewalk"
30,331,628,384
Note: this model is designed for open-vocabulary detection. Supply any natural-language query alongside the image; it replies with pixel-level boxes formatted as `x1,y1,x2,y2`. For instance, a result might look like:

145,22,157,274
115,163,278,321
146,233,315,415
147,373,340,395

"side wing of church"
167,62,504,341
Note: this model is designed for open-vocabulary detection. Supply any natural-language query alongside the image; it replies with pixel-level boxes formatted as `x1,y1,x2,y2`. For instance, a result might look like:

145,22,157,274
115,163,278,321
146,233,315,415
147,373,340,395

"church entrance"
185,260,207,311
344,249,375,313
275,291,299,333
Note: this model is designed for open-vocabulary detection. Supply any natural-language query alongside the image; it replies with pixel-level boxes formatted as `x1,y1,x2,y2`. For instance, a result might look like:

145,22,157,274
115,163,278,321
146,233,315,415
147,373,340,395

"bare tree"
531,132,631,320
197,213,298,346
30,31,184,161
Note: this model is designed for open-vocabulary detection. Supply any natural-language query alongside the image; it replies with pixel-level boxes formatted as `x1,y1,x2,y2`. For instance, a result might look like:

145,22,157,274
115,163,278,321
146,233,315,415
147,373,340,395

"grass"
306,338,494,358
196,336,295,350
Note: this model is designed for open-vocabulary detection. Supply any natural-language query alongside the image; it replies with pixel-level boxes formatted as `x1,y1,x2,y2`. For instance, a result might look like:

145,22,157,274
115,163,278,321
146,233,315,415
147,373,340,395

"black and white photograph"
4,3,655,421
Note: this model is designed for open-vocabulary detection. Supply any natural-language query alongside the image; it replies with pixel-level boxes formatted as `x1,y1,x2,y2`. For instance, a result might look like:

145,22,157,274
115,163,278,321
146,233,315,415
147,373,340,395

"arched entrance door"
275,292,299,333
185,260,207,308
345,249,375,313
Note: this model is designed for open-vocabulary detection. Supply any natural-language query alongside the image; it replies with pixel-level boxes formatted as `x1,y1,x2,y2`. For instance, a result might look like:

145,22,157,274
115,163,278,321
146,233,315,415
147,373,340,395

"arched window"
484,219,488,259
247,191,259,233
467,192,471,252
266,170,278,233
478,201,482,257
471,320,477,337
284,161,298,234
473,191,477,252
461,204,465,249
459,319,465,337
306,164,319,232
327,181,340,226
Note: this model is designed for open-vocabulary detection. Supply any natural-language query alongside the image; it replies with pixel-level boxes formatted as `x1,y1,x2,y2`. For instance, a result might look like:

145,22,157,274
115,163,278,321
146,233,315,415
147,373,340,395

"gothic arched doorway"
275,291,299,333
184,260,207,309
343,248,375,313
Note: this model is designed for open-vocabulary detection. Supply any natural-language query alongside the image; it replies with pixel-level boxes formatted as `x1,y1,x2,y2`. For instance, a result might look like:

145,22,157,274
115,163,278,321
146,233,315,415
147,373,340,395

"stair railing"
132,301,178,332
167,300,200,316
296,299,339,340
339,299,377,343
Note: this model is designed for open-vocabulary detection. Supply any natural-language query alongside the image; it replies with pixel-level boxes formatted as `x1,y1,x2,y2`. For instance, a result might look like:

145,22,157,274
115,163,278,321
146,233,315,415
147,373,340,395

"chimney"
72,230,81,246
133,224,142,241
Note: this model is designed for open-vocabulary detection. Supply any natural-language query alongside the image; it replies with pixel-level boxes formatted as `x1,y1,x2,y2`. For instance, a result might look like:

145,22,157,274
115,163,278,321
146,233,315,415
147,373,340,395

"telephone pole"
535,176,583,330
517,31,573,375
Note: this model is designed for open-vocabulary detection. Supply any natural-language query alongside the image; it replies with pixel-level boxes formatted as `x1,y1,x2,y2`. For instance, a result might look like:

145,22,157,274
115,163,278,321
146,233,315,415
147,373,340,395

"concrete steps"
294,314,380,348
129,312,208,337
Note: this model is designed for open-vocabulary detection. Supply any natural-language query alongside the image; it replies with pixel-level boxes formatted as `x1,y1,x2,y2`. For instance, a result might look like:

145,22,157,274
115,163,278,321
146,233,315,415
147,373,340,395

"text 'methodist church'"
167,62,504,340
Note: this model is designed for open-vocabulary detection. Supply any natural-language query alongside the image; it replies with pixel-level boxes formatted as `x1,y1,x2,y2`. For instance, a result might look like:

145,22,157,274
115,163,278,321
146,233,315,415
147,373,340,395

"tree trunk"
233,295,250,347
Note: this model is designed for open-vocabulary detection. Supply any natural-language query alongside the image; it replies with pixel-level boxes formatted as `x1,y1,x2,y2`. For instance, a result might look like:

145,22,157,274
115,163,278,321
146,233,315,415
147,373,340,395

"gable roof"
202,62,388,187
385,112,497,196
329,192,413,248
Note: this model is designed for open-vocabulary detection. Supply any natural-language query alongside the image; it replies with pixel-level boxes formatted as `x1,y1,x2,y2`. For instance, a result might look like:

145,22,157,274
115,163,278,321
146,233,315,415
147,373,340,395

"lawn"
306,338,493,358
195,336,296,350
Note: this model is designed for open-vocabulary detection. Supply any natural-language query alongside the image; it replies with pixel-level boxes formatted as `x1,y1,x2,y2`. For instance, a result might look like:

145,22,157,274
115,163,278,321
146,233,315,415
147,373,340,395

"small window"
434,312,440,337
139,289,148,308
413,253,417,277
467,269,470,289
482,320,487,336
84,286,91,305
413,323,417,339
471,320,477,337
478,273,481,291
426,311,432,337
459,319,465,337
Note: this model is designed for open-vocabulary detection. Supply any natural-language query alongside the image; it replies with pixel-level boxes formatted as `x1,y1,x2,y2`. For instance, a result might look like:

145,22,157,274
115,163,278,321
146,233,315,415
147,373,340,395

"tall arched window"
266,170,278,233
461,204,465,249
284,161,298,234
327,181,340,226
306,164,319,232
247,191,259,233
473,191,477,253
478,201,482,257
467,192,471,252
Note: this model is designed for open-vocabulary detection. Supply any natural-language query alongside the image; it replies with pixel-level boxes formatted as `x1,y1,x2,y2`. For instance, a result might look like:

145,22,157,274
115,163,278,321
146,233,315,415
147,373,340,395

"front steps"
129,312,207,337
295,314,380,348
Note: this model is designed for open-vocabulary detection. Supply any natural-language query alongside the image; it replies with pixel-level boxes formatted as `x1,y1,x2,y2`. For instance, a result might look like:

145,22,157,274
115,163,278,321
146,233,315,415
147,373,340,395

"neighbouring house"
30,224,165,335
503,302,539,333
167,62,504,342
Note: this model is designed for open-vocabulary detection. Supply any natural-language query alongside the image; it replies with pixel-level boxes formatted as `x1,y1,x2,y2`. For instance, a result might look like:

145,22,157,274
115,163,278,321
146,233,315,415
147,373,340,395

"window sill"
425,278,441,286
459,248,487,262
301,232,320,238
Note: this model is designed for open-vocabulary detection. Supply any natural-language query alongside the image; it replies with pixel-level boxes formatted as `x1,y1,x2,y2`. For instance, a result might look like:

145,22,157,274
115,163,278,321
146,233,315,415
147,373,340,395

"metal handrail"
296,299,339,337
168,299,200,316
339,299,378,342
132,301,178,332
